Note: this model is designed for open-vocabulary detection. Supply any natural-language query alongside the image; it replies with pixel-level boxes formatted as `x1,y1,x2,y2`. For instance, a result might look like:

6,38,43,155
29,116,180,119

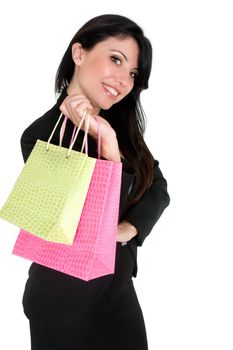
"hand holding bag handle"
46,110,88,157
58,110,102,159
0,108,100,244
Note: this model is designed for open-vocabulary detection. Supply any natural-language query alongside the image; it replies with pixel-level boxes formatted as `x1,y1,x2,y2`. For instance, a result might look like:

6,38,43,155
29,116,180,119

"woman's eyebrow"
110,49,139,71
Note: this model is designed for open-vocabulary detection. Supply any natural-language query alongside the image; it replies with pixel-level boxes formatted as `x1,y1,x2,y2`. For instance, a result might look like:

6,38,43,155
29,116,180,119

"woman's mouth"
102,83,119,100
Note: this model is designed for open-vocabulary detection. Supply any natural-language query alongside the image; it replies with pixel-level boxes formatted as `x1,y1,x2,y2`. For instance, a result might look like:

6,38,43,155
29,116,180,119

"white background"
0,1,232,349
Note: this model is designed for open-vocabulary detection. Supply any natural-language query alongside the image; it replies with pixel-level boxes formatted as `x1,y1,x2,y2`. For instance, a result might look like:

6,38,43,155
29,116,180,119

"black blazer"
21,91,170,327
20,88,170,277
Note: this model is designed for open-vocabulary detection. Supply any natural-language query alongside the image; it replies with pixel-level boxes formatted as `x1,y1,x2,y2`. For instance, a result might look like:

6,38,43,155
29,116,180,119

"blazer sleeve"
20,109,80,163
20,112,55,163
122,159,170,247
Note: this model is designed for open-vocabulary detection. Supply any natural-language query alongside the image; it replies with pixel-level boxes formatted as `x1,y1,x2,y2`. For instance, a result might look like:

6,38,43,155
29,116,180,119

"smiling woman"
65,36,140,111
17,13,170,350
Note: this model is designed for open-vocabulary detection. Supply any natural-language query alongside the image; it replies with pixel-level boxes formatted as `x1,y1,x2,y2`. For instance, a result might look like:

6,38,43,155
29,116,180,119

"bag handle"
93,115,101,160
46,109,101,159
68,113,101,160
66,111,90,158
59,112,89,153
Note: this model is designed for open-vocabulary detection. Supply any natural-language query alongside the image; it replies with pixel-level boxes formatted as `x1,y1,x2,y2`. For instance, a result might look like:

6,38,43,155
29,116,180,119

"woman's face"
68,36,139,113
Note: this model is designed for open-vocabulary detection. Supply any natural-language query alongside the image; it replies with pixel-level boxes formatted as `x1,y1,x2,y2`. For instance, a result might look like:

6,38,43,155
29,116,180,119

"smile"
102,84,119,99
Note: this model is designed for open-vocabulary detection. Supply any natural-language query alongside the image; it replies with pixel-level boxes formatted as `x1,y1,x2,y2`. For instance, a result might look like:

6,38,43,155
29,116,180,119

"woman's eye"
111,56,138,80
111,56,121,65
130,72,137,79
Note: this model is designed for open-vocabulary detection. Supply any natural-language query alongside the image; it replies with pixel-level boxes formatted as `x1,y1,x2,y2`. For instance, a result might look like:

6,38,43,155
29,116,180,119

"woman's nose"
115,74,130,88
115,67,133,88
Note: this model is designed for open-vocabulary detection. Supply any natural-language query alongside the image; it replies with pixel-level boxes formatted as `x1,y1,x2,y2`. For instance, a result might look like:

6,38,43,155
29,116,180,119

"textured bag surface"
0,111,96,244
12,114,123,281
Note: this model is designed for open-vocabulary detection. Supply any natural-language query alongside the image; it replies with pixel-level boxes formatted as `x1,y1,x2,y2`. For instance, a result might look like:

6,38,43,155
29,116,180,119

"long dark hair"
55,14,154,207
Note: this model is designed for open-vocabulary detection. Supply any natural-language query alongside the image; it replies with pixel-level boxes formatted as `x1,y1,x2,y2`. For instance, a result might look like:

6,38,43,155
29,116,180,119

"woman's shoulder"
20,88,76,147
20,103,63,162
21,104,59,142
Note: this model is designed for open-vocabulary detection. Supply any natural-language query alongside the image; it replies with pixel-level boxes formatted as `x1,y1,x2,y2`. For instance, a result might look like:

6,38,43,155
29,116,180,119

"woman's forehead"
94,37,139,62
96,36,138,49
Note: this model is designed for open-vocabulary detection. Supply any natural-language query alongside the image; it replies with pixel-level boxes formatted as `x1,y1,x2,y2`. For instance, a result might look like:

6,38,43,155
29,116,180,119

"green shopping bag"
0,110,96,244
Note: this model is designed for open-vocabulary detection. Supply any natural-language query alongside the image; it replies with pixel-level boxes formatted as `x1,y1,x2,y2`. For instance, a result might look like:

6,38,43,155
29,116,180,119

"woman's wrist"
87,115,121,161
101,132,121,162
116,220,138,242
121,220,138,238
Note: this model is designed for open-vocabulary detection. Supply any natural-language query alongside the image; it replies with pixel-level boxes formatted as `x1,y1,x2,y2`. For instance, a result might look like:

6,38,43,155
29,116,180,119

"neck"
66,79,100,114
66,79,83,96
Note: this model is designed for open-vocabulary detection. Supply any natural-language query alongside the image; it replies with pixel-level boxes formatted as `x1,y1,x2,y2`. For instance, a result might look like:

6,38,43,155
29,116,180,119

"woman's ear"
71,42,85,65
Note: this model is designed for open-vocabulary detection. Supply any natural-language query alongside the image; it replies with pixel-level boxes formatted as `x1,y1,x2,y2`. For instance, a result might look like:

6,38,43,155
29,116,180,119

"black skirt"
23,242,148,350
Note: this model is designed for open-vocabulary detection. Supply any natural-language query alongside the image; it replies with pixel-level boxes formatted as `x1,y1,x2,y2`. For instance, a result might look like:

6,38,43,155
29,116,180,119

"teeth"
104,84,118,96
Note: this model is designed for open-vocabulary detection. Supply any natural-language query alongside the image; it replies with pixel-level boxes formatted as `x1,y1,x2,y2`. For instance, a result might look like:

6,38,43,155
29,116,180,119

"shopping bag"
0,110,96,244
12,115,123,281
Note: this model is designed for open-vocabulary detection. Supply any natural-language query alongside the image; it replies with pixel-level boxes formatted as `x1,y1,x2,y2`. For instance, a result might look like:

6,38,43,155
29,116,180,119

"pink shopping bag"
12,114,122,281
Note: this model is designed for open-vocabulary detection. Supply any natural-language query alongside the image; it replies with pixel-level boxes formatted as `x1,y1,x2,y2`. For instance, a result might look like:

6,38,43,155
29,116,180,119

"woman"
21,14,170,350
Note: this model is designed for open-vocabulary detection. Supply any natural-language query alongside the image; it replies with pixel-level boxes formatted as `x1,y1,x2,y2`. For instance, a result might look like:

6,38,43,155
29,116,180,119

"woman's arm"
99,130,121,162
59,94,122,163
121,159,170,246
116,220,138,243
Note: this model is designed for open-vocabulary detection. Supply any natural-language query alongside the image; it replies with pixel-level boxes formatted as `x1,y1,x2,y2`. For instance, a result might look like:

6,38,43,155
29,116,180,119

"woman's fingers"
59,94,94,128
59,94,117,147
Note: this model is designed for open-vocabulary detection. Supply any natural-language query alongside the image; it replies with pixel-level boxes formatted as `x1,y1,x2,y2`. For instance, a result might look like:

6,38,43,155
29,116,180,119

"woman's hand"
59,94,102,139
59,94,121,161
116,221,138,243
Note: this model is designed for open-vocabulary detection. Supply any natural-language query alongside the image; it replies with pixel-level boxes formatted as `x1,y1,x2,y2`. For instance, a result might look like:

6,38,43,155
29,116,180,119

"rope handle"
93,115,101,159
68,114,101,159
46,109,101,159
